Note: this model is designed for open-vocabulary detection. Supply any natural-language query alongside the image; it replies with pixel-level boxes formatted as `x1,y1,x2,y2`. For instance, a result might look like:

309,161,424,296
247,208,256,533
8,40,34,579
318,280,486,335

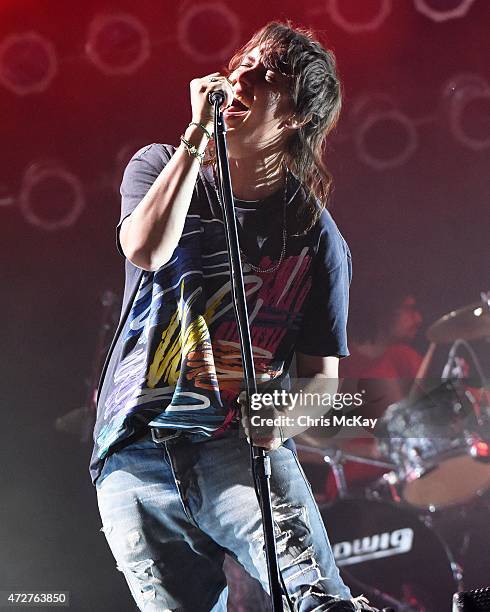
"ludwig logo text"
333,528,414,566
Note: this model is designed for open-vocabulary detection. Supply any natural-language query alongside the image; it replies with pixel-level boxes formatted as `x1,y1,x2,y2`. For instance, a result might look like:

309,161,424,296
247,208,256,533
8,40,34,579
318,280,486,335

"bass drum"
320,498,459,612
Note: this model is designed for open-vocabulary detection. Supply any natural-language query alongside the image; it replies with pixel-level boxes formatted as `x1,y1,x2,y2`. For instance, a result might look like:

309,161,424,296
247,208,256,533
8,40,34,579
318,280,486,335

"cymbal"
427,299,490,343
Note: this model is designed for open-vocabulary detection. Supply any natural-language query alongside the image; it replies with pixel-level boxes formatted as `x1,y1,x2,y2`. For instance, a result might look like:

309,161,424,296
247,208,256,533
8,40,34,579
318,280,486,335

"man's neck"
228,151,285,201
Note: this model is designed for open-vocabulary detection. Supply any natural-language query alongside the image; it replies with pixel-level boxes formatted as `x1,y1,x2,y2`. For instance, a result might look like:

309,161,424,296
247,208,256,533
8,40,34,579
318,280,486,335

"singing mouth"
225,92,251,116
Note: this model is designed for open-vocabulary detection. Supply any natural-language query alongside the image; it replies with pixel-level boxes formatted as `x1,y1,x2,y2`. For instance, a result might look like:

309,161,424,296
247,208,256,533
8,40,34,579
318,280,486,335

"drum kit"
297,296,490,612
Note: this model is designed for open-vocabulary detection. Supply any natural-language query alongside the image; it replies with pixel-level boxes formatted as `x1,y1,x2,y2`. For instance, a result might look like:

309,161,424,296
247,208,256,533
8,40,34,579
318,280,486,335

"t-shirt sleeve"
116,143,174,256
295,213,352,358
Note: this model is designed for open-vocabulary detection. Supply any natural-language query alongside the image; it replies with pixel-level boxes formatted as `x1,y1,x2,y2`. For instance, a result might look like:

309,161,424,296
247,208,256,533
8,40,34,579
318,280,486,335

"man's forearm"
120,125,208,271
280,374,340,440
246,375,341,443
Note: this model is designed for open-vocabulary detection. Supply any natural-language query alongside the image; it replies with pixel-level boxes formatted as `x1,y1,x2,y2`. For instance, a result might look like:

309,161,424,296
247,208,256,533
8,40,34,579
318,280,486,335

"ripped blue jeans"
95,428,351,611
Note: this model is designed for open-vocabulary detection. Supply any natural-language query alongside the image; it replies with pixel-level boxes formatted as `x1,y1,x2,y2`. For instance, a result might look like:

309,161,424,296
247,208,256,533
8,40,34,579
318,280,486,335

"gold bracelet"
180,135,205,164
188,121,213,140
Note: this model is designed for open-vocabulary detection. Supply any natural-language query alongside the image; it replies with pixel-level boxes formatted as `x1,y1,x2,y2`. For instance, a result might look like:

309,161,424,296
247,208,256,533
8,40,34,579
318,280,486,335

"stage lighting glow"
355,109,418,170
445,74,490,151
19,161,85,231
0,31,57,95
0,183,15,207
327,0,392,34
413,0,476,23
350,93,396,122
85,13,150,76
177,2,240,62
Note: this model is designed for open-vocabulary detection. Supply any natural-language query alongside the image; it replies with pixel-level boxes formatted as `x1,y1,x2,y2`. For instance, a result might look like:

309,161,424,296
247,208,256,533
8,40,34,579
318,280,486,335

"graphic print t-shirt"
90,144,352,483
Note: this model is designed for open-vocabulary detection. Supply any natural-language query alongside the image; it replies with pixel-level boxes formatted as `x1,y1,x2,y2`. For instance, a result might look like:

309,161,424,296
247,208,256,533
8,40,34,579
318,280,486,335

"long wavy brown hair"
227,22,342,234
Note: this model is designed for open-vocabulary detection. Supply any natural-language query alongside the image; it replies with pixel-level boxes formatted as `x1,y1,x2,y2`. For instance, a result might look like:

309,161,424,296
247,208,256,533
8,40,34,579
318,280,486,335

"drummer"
324,288,424,498
340,288,423,417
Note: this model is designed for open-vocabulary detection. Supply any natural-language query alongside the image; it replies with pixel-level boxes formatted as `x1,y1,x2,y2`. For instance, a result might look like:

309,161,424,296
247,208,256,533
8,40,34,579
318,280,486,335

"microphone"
208,90,225,106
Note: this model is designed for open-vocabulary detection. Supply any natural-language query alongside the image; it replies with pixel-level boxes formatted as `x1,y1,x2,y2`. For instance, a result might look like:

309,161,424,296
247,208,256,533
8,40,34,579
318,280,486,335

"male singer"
91,21,381,612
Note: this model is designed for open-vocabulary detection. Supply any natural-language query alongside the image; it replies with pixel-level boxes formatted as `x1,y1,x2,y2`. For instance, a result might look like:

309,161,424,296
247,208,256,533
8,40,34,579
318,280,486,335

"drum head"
403,455,490,509
321,498,457,611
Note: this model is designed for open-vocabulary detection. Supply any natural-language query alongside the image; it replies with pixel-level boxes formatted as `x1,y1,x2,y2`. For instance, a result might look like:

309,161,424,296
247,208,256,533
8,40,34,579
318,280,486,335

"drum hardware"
322,448,394,499
296,443,396,500
323,448,349,499
450,563,465,592
295,426,381,458
465,385,490,429
377,471,402,504
427,292,490,344
441,338,487,387
442,341,470,381
294,443,395,470
320,498,461,611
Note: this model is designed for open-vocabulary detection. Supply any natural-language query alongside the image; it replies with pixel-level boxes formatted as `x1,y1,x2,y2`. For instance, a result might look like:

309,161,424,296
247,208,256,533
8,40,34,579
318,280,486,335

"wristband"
188,121,213,140
180,135,205,164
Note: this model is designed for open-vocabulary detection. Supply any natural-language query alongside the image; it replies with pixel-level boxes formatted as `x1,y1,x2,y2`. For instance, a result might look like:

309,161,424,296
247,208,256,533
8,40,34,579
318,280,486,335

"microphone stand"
210,93,284,612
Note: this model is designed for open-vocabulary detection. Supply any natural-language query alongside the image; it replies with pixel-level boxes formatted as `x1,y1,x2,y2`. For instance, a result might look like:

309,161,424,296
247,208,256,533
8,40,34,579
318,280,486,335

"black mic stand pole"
210,93,284,612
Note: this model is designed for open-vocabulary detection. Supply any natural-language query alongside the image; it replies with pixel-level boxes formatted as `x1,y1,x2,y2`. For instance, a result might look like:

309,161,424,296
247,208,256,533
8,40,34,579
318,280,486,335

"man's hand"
237,391,285,451
189,72,234,132
236,355,341,450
